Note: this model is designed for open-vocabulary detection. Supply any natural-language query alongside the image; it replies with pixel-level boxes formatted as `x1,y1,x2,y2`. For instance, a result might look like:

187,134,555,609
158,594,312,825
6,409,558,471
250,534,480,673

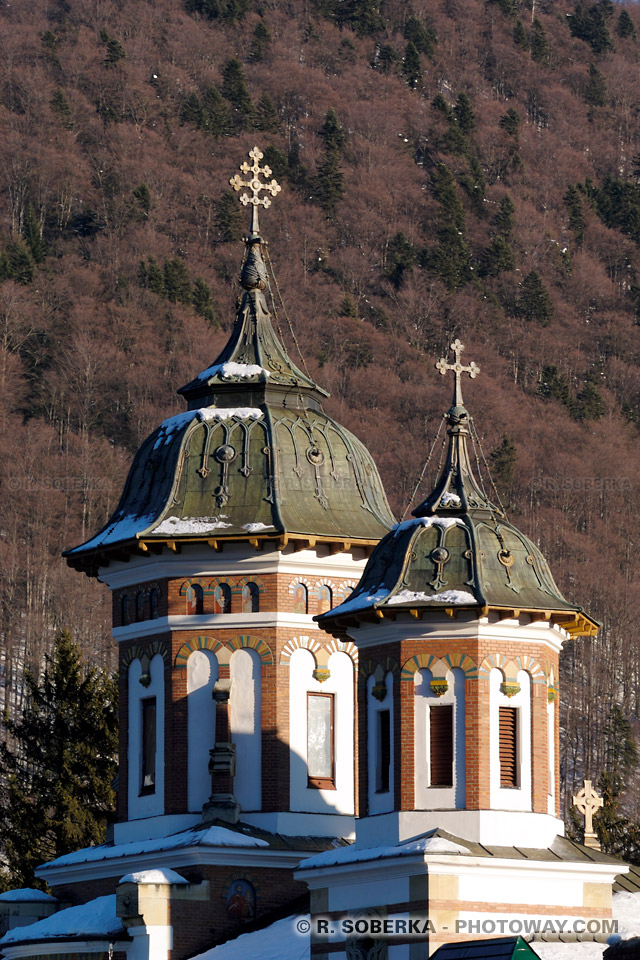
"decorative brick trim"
325,638,358,664
477,652,509,680
225,634,273,664
178,577,215,596
121,640,168,672
174,635,227,667
359,656,399,683
236,576,265,590
478,653,547,684
401,652,477,681
280,635,322,664
512,653,547,684
288,576,313,594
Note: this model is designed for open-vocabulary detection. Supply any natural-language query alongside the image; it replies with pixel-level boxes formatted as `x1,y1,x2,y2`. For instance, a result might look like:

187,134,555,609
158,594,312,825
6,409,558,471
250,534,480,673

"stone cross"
435,338,480,409
229,146,281,235
573,779,603,850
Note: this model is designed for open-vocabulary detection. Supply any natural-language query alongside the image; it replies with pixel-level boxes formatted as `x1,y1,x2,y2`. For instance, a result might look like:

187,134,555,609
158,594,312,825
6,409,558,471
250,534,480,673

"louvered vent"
499,706,518,787
430,704,453,787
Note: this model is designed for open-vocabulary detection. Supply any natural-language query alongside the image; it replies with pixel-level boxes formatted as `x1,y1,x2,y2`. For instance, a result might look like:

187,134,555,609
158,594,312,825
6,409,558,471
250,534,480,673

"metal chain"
263,245,312,378
401,415,447,520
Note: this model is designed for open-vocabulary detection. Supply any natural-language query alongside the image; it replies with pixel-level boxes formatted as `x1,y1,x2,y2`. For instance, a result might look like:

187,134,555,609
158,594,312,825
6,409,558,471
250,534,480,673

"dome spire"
413,339,501,519
230,146,281,291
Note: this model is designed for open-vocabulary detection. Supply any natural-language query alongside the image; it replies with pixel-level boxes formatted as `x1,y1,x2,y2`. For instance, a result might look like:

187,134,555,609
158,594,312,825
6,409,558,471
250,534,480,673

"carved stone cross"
573,779,603,850
435,338,480,408
229,146,281,235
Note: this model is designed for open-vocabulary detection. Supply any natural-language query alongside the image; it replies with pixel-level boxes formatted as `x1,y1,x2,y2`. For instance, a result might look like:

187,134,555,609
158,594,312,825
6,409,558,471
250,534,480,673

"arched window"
214,583,232,614
186,584,204,616
242,582,259,613
121,594,132,626
292,583,308,615
136,590,146,623
318,585,332,614
150,587,160,620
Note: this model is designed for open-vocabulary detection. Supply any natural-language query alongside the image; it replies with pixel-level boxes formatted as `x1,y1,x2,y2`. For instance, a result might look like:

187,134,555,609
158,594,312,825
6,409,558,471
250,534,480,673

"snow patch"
41,824,269,870
119,868,188,885
198,407,263,422
534,891,640,960
152,517,233,535
242,522,275,533
0,888,56,903
387,588,477,606
392,516,461,538
298,833,469,870
190,914,308,960
196,361,270,383
0,895,122,946
441,492,462,506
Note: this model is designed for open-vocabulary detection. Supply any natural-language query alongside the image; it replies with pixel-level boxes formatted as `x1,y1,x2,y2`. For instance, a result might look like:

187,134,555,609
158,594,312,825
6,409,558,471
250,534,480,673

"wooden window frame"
429,703,454,788
307,692,336,790
499,705,519,788
140,696,157,796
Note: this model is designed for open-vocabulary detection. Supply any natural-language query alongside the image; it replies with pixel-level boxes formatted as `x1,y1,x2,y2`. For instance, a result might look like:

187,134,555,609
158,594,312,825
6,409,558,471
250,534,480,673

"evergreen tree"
185,0,249,22
287,139,309,188
249,20,271,62
132,183,151,219
339,294,358,318
50,88,71,124
4,241,35,284
459,156,486,213
0,632,118,889
530,19,550,63
493,195,515,239
616,9,636,40
24,205,46,264
215,191,244,242
262,145,289,182
163,258,192,304
403,16,437,58
584,63,607,108
138,256,165,296
538,364,571,404
319,108,347,153
454,92,475,135
564,185,586,244
373,43,398,73
517,270,553,324
499,108,521,139
481,236,515,277
402,41,422,89
100,29,126,66
221,58,253,129
574,371,605,421
192,277,217,325
315,0,385,37
181,92,204,128
487,0,517,15
568,2,613,54
490,434,517,490
426,163,472,291
254,93,279,132
594,706,640,862
314,148,345,216
384,232,415,289
513,19,529,49
202,86,230,138
41,29,61,68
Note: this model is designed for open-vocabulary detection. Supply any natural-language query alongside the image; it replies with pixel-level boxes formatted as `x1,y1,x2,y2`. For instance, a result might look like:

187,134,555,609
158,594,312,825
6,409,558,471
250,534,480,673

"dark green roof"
318,383,597,636
65,230,394,574
431,937,540,960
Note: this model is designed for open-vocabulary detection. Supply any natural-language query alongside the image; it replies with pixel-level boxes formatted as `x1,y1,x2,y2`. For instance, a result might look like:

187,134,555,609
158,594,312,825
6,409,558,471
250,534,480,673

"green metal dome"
65,151,394,575
318,342,597,638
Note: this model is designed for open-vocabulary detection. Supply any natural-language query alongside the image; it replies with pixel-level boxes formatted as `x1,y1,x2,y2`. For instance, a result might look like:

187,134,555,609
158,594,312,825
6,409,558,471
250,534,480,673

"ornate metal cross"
230,146,281,235
573,779,603,849
435,338,479,408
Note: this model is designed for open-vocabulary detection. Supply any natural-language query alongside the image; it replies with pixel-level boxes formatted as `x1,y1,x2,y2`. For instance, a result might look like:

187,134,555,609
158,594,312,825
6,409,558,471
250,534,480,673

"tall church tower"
63,149,394,846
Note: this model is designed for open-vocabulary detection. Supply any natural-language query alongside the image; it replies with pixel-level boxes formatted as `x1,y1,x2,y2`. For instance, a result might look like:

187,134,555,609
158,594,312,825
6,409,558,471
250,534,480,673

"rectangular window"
307,693,334,789
376,709,391,793
429,704,454,787
140,697,157,795
499,706,518,788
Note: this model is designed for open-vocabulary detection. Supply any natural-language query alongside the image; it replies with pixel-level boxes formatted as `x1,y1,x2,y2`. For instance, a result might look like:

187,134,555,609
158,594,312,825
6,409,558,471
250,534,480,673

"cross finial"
572,779,603,850
229,146,281,236
435,338,480,409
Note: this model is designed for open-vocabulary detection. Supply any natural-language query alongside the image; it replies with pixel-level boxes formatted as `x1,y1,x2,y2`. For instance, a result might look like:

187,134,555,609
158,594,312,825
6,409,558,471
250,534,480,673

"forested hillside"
1,0,640,841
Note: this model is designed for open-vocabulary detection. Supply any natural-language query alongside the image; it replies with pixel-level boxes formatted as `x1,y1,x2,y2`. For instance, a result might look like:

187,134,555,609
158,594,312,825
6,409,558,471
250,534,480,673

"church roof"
64,149,394,575
317,341,597,639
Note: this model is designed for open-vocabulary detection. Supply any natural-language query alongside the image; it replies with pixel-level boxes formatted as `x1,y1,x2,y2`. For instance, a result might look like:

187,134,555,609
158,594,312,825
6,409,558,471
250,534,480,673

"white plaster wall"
414,668,465,810
457,870,584,907
490,669,532,811
367,672,394,815
187,649,218,813
230,648,262,812
289,648,355,815
128,654,164,820
328,875,409,912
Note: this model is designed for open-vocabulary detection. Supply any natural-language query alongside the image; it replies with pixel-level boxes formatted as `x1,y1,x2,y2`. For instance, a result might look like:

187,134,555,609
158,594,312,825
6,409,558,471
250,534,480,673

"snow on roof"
0,895,123,946
391,516,462,539
152,516,233,535
533,891,640,960
119,867,188,885
41,824,269,871
196,361,271,383
0,888,56,903
198,407,263,422
297,834,469,871
387,588,477,606
243,522,275,533
440,492,462,506
190,914,309,960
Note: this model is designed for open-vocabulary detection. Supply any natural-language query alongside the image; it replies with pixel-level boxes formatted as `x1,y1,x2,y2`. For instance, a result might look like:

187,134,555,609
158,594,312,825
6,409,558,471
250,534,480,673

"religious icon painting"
226,878,256,921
